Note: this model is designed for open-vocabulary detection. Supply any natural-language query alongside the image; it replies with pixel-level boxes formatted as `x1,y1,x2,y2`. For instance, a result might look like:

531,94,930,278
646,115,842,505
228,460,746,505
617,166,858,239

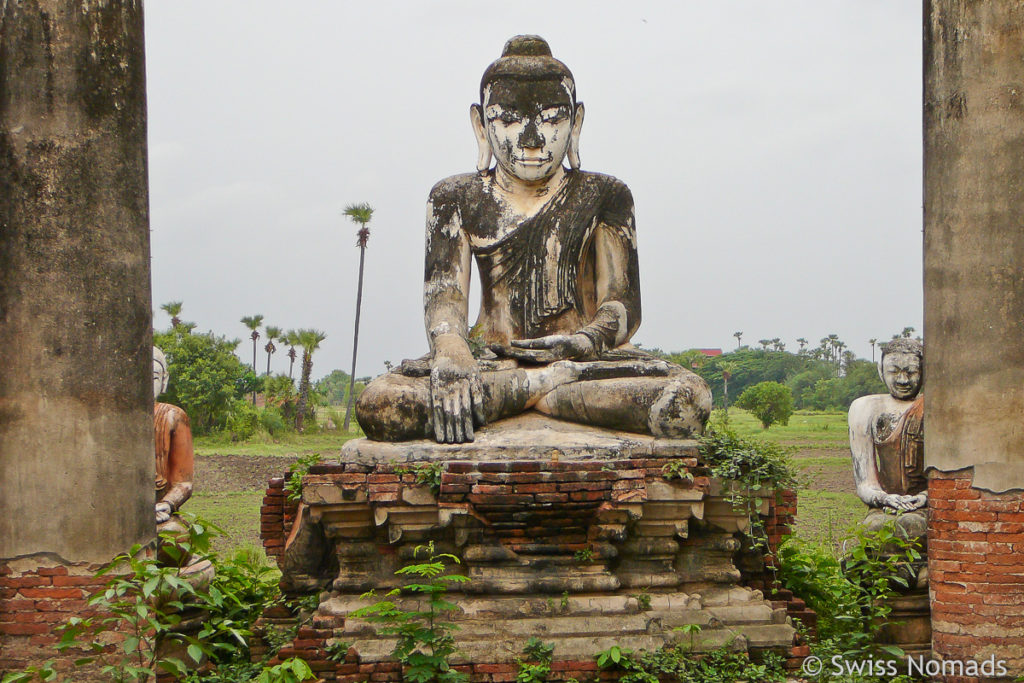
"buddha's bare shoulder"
429,173,484,202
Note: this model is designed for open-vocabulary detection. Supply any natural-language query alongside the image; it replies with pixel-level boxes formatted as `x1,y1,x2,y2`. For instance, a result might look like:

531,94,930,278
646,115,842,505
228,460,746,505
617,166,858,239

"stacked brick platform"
928,470,1024,680
0,559,111,678
256,449,811,680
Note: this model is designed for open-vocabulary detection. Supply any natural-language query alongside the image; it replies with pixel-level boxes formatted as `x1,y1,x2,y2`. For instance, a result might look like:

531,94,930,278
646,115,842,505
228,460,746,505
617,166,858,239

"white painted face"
881,352,922,400
482,78,574,182
153,347,169,400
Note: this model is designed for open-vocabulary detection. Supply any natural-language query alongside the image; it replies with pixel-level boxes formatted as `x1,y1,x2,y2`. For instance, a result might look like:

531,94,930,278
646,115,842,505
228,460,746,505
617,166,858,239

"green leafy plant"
595,641,786,683
515,638,555,683
395,462,447,496
559,591,570,612
778,519,924,680
698,421,800,574
3,516,296,683
352,541,469,682
254,657,315,683
632,591,652,612
285,453,323,502
572,547,594,563
661,460,694,482
325,640,352,663
673,623,702,651
596,645,633,670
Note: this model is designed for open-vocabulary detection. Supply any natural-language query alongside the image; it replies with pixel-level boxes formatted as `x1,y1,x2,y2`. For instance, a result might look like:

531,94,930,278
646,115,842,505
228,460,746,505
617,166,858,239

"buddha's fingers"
430,375,447,443
460,385,474,441
443,394,457,443
510,338,549,349
452,391,465,443
470,375,486,426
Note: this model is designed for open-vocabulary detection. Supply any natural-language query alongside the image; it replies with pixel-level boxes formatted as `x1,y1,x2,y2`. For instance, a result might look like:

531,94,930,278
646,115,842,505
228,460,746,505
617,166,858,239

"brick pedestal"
257,414,809,679
928,470,1024,681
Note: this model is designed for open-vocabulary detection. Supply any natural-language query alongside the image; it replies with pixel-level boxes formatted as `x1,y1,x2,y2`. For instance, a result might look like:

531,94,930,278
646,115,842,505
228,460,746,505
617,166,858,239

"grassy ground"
193,408,861,557
195,428,361,457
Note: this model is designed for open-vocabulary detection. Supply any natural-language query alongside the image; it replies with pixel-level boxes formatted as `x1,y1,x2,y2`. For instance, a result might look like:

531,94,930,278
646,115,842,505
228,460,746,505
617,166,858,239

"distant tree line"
654,329,920,412
154,301,369,440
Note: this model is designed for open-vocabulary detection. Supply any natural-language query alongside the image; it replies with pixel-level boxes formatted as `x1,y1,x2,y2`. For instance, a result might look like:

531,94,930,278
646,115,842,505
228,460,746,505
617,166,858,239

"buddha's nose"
518,119,545,149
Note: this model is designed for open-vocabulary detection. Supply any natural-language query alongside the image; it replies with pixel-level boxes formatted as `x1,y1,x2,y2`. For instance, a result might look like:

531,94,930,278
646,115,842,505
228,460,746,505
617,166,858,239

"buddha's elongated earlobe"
568,102,585,170
470,104,492,174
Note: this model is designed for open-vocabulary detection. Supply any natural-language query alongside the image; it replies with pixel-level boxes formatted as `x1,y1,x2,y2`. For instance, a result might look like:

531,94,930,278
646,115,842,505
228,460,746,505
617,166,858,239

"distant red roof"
695,348,723,357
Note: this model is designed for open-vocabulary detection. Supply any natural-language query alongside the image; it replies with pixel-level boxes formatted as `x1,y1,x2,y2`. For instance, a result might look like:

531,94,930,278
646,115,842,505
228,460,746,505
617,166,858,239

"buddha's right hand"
429,338,486,443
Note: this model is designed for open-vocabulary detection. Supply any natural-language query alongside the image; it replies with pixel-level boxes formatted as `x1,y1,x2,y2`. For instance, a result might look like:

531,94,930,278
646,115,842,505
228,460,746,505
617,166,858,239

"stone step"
345,628,750,664
320,586,766,622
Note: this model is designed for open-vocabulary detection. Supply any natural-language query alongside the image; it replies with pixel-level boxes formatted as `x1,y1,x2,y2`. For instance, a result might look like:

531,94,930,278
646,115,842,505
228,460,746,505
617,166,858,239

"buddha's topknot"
480,35,575,103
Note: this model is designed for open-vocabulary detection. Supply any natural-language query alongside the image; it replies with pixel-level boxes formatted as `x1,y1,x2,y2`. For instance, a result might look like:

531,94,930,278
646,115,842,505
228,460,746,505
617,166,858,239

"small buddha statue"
356,35,711,444
153,347,194,540
848,338,926,585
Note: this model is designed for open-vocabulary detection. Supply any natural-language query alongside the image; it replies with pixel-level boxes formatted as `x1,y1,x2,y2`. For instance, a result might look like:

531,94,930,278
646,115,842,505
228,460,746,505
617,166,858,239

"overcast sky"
145,1,922,380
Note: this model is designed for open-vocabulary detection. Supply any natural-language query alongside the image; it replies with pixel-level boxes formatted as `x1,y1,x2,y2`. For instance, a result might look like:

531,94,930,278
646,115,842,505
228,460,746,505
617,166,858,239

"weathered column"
0,0,153,669
925,1,1024,677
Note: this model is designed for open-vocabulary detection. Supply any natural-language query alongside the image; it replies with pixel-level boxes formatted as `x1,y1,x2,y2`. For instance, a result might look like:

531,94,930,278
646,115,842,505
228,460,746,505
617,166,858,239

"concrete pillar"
0,1,153,565
924,1,1024,676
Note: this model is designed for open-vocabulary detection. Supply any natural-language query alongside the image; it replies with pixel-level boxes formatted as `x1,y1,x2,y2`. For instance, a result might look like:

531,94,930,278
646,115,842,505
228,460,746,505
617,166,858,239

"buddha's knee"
355,373,432,441
647,372,712,438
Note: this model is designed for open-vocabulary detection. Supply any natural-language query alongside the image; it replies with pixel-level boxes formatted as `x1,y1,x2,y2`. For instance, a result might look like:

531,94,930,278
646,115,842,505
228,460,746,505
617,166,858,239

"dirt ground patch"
195,454,300,495
792,447,854,494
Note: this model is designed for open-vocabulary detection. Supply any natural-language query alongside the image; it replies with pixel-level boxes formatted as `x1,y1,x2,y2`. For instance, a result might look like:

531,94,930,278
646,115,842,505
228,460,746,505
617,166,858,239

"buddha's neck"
492,166,567,217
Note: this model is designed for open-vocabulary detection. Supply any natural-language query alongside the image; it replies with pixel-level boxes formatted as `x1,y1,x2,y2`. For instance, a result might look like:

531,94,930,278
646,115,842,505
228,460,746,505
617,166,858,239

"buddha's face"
153,358,168,400
881,352,922,400
482,78,575,182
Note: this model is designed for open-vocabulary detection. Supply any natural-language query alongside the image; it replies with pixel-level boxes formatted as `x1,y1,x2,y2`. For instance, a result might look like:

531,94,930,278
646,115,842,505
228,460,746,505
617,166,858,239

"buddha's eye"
542,113,567,124
498,111,521,124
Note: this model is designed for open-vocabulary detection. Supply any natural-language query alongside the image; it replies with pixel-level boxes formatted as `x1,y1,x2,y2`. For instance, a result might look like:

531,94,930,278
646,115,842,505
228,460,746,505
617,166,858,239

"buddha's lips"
516,155,552,164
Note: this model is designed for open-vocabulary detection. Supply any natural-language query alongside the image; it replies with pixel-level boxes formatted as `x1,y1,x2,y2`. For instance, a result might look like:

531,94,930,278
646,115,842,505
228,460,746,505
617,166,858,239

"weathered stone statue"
267,38,797,673
848,338,926,520
847,337,929,652
153,347,194,536
356,35,711,443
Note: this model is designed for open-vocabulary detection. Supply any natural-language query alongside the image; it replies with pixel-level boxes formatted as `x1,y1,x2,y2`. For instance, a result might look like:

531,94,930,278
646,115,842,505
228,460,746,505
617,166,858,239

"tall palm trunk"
343,244,366,431
296,350,313,432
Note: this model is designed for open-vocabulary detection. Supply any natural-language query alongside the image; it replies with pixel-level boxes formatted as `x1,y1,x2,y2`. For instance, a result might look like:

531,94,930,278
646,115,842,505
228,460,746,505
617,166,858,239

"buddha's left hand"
508,333,595,363
155,502,172,523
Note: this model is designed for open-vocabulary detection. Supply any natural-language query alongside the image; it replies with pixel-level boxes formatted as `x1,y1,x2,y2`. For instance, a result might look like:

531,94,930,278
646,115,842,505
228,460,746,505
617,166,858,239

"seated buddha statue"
356,35,711,444
847,338,927,585
152,347,194,546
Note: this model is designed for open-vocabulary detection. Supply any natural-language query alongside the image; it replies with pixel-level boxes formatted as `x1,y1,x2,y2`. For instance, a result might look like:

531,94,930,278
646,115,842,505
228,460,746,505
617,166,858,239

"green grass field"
194,408,859,558
195,429,360,457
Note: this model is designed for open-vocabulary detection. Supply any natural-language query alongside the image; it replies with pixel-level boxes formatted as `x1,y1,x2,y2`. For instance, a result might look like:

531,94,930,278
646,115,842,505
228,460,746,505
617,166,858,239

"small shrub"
735,381,794,429
516,638,555,683
351,542,469,683
285,453,323,503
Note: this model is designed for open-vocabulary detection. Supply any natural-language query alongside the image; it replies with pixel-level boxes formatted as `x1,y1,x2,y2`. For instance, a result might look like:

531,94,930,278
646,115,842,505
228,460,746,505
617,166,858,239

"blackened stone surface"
0,0,153,562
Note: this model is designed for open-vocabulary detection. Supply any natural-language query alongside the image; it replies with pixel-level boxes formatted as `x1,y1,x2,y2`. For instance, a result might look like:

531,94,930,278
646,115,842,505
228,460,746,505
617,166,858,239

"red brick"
35,567,68,577
0,623,50,635
17,588,82,599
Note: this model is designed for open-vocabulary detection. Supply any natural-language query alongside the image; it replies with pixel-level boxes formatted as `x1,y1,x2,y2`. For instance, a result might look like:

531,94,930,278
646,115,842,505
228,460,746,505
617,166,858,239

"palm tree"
283,330,299,380
758,339,770,350
161,301,183,329
264,325,282,375
342,202,374,431
294,328,327,432
720,361,737,415
733,331,743,349
796,337,808,354
241,314,264,404
868,338,878,363
900,326,915,339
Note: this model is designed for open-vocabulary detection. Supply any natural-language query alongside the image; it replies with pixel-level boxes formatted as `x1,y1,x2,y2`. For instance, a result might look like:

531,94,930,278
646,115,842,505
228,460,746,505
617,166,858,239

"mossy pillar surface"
925,2,1024,675
0,0,153,564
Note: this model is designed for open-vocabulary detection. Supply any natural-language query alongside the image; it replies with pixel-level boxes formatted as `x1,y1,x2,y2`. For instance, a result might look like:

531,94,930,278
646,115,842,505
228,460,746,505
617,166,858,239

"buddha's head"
153,346,169,400
878,338,923,400
471,35,584,181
